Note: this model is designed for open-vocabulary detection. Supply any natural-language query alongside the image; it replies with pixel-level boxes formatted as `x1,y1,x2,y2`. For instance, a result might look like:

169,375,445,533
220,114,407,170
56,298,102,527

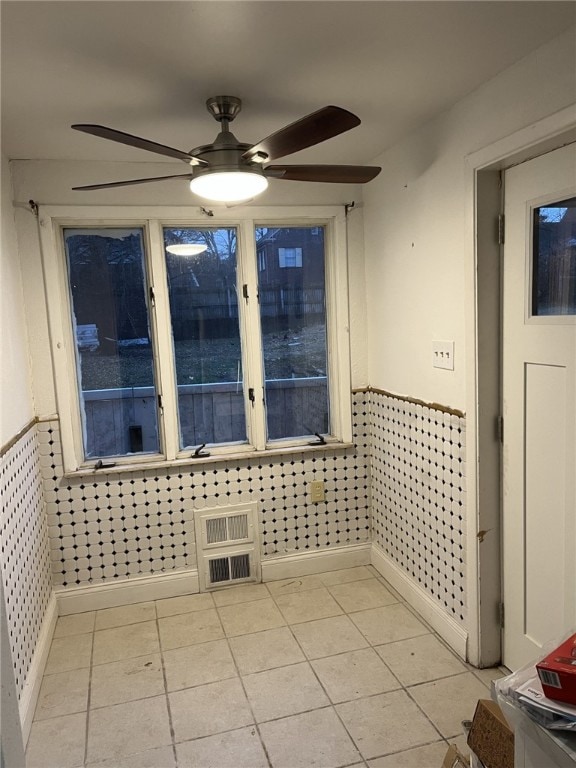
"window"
40,206,351,472
260,229,328,440
278,247,303,268
163,226,246,449
63,227,159,459
532,198,576,316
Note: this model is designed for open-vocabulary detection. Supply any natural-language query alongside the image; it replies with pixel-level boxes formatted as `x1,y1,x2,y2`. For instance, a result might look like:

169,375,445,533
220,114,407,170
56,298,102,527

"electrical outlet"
309,480,325,503
432,340,455,371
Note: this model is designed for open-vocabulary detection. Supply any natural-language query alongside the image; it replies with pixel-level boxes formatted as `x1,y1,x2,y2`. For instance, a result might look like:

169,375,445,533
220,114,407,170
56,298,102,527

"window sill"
64,440,356,478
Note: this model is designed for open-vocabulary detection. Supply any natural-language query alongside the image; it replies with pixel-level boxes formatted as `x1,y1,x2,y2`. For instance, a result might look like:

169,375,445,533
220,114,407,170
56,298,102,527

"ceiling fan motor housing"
194,97,263,174
189,138,261,175
205,95,242,124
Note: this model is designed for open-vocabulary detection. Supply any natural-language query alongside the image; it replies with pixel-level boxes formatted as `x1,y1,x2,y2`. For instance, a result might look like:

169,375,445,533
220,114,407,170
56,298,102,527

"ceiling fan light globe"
189,171,268,203
165,243,207,256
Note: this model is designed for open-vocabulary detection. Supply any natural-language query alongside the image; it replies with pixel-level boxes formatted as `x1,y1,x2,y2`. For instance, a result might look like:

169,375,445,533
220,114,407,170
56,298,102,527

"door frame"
464,105,576,667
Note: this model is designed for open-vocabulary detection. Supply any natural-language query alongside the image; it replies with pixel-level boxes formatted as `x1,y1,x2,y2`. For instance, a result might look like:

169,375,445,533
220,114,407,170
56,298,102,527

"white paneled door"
502,144,576,671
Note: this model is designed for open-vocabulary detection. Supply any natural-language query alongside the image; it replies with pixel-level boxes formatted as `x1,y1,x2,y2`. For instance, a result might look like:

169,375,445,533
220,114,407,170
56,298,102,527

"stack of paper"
514,676,576,730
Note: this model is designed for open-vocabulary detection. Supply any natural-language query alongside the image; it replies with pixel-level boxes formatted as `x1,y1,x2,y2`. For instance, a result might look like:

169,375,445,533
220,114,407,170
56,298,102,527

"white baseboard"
262,542,371,582
19,592,58,745
371,543,468,661
55,568,199,615
55,545,371,614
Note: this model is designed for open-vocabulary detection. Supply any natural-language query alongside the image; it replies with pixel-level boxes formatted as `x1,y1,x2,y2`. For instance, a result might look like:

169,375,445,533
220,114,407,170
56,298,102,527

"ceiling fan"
71,95,381,203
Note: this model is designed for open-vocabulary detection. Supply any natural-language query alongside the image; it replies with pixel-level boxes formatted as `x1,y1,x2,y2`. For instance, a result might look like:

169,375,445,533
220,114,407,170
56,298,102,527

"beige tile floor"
27,566,506,768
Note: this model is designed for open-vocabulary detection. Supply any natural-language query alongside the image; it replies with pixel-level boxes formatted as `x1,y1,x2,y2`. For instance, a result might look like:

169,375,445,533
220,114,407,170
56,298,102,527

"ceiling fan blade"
242,106,360,163
72,173,194,191
72,124,208,166
265,165,381,183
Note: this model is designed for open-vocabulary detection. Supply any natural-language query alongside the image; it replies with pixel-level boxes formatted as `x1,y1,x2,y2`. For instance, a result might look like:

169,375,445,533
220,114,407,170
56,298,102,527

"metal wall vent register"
209,553,251,584
206,514,249,545
195,503,260,590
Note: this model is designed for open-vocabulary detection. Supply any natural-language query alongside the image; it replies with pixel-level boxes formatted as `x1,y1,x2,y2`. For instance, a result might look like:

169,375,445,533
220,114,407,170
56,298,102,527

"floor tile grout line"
156,611,179,768
306,605,406,762
171,721,266,746
155,594,216,618
91,634,163,667
267,583,346,625
222,631,273,768
239,657,314,682
404,669,483,692
93,602,157,633
42,685,175,718
82,627,96,767
210,581,272,608
214,599,288,637
307,650,404,705
402,675,454,744
212,593,272,610
280,607,366,762
322,576,401,608
360,736,450,764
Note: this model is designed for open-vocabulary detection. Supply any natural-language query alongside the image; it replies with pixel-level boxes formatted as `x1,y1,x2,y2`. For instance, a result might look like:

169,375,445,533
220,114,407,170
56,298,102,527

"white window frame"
38,205,352,474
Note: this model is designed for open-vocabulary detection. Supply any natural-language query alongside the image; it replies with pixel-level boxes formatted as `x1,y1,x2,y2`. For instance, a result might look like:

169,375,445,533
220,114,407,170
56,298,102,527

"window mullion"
326,211,352,443
238,220,267,450
147,220,179,460
39,217,85,472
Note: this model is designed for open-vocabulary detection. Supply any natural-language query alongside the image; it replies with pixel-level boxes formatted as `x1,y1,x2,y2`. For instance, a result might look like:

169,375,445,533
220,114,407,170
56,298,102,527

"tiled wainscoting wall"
0,421,52,696
1,390,467,714
369,390,467,623
41,393,371,588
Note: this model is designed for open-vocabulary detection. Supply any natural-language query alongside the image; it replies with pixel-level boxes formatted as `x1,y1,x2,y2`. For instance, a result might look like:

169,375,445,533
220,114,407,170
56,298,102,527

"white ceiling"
2,1,575,167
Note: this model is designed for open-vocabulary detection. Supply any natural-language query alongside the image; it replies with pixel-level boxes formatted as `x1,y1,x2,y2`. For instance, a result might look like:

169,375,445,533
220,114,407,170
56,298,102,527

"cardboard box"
536,633,576,706
441,744,470,768
467,699,514,768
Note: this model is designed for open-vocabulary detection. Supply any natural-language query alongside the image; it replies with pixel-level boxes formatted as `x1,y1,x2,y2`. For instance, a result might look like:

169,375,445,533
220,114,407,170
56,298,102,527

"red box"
536,633,576,705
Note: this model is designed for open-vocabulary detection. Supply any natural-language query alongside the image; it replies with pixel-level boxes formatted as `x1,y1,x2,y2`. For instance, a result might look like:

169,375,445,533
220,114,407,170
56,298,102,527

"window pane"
257,226,329,441
532,198,576,316
64,228,159,459
164,227,246,448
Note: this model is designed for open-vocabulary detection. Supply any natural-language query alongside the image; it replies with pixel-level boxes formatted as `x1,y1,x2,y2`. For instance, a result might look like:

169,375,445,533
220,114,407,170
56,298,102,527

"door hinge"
497,415,504,444
242,284,249,301
157,394,163,411
498,601,505,629
248,387,255,406
149,286,156,307
498,214,505,246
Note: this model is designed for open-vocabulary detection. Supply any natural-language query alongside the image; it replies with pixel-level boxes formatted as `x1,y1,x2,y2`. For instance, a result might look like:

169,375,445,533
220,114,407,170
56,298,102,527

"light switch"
432,340,455,370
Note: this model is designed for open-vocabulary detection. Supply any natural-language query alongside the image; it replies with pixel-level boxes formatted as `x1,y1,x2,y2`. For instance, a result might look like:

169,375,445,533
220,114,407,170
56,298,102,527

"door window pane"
257,226,329,441
532,198,576,315
164,227,246,448
64,228,159,459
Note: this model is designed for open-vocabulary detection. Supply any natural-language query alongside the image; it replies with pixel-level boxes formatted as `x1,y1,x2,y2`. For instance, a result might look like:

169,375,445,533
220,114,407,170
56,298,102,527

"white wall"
1,158,35,444
363,27,576,411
